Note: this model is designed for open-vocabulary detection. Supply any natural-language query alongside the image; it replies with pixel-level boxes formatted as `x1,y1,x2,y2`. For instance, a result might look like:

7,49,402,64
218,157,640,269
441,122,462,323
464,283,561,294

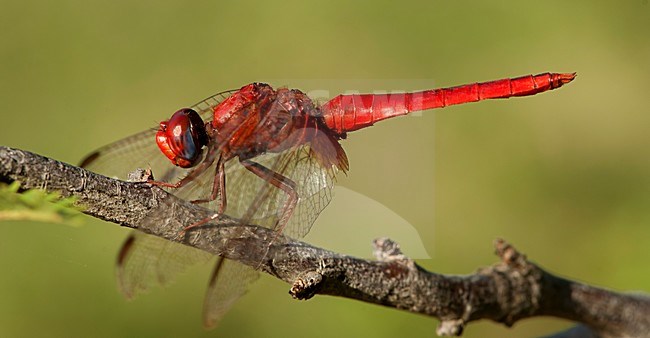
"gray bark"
1,146,648,337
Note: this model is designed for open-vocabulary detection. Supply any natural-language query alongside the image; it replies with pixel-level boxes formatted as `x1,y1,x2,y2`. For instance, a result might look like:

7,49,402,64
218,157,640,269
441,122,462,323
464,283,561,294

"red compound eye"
155,108,208,168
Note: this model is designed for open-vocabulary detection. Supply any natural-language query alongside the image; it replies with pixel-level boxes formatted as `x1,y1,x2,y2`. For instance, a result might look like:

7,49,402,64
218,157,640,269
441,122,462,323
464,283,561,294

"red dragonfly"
80,72,575,327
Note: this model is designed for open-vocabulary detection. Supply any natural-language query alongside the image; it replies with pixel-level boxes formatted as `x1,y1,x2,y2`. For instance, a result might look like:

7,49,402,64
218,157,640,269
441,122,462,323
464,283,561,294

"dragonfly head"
156,108,209,168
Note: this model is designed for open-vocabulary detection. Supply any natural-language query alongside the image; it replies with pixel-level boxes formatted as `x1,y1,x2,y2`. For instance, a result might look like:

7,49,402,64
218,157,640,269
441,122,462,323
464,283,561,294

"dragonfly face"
155,108,210,168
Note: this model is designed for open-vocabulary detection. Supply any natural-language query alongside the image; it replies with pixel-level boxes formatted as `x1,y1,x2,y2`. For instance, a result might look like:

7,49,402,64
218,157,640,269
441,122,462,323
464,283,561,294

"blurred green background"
1,1,649,337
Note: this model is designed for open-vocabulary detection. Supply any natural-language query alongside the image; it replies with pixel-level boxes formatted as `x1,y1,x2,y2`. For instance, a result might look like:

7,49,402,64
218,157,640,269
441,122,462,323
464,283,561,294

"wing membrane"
202,257,259,328
116,231,213,299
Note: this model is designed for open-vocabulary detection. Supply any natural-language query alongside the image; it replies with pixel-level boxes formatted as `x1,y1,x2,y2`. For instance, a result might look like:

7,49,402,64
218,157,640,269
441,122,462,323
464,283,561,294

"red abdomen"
319,72,576,134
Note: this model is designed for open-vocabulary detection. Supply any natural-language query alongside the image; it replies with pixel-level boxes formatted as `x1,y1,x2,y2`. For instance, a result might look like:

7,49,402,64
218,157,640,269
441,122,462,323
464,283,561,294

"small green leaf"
0,182,85,226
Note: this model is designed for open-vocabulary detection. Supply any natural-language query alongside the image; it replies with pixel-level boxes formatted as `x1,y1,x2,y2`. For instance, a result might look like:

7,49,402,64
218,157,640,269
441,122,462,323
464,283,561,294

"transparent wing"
79,127,170,180
191,90,238,119
202,257,259,328
116,231,213,299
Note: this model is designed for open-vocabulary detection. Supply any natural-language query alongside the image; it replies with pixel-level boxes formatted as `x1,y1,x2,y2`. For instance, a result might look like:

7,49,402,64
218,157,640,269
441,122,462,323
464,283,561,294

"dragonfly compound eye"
155,108,209,168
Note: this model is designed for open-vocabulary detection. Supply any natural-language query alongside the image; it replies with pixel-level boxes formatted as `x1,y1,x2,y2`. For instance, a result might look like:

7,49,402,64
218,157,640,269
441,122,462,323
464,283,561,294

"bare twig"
1,146,648,337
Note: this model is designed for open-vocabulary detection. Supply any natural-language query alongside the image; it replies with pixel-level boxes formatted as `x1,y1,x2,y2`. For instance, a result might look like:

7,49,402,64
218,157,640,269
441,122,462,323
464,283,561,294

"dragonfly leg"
151,148,223,237
181,157,227,235
180,212,221,237
190,155,227,214
149,154,216,190
239,159,298,236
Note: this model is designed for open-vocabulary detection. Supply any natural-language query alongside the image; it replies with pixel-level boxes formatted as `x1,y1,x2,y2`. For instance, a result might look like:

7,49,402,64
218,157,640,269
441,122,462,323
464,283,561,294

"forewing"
79,127,177,181
190,90,238,119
